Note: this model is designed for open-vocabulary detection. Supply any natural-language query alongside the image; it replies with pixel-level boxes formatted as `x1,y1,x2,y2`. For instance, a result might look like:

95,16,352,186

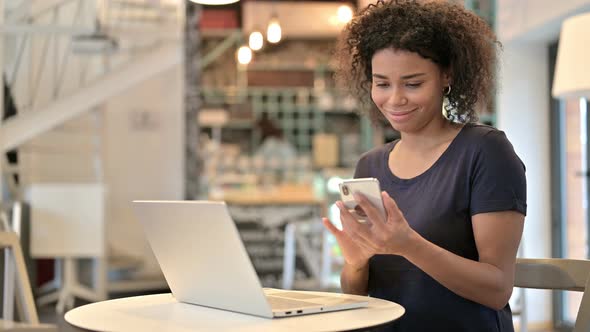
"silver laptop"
132,200,368,318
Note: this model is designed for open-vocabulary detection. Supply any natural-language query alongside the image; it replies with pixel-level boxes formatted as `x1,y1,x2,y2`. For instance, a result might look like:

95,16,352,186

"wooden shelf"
210,184,325,206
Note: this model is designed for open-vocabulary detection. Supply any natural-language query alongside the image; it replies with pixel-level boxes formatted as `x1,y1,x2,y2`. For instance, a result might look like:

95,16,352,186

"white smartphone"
338,177,387,222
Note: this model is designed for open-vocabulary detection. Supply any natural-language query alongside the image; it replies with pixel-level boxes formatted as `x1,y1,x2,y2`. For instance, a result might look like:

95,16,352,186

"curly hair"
335,0,500,124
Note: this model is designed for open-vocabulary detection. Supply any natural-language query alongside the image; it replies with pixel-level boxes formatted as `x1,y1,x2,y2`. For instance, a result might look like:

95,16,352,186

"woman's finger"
382,191,403,222
337,201,376,239
336,201,362,231
353,193,388,232
322,217,342,237
323,217,375,257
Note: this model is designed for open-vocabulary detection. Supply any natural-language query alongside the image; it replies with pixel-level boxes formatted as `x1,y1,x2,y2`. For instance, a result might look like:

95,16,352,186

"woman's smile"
385,108,418,122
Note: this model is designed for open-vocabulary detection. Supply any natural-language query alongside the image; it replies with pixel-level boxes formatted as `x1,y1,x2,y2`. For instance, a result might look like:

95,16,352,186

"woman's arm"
341,262,370,295
341,192,523,310
403,210,524,310
322,217,372,295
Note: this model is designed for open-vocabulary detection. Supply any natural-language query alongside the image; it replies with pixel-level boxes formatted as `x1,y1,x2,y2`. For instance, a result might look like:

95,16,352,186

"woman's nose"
386,89,408,106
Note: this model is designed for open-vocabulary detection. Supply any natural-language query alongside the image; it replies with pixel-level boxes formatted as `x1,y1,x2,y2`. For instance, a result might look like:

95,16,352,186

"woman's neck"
398,118,462,153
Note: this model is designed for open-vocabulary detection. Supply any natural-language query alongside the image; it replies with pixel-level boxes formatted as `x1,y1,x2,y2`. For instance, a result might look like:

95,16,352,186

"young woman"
322,1,526,331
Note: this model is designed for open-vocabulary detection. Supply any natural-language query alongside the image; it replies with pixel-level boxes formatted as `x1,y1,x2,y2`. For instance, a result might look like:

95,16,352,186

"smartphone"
338,177,387,222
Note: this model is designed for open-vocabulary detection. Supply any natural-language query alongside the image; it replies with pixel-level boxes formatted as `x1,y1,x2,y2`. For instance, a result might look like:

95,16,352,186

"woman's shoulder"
460,123,514,150
461,123,523,167
462,123,504,139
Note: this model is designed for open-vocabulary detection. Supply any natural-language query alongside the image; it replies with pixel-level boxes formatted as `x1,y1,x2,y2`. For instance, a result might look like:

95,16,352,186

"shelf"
210,184,325,206
225,120,253,129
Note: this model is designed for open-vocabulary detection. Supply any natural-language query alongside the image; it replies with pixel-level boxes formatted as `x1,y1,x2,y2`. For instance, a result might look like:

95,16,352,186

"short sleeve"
470,131,527,216
353,144,390,179
354,154,370,179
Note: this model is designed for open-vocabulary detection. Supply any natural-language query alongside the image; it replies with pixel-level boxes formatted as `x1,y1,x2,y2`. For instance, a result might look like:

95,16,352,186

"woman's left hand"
337,191,418,257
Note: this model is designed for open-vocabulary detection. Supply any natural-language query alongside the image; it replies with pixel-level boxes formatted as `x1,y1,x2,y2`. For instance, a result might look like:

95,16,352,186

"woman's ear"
440,65,453,88
442,69,452,88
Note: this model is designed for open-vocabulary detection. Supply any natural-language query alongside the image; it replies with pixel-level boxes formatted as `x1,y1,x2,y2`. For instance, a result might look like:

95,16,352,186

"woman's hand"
322,217,373,269
328,191,418,257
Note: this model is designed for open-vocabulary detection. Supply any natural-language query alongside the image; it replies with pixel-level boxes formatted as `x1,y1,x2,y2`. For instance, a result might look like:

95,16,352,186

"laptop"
132,200,369,318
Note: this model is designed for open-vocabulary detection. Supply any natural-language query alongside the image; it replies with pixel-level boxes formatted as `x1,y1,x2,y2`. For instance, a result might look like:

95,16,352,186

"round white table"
65,292,404,332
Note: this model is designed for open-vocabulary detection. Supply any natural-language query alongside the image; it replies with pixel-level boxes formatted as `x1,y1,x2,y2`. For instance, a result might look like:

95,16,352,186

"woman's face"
371,48,450,133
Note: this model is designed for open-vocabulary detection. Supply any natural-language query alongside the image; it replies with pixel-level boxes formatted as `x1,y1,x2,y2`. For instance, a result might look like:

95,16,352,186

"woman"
322,1,526,331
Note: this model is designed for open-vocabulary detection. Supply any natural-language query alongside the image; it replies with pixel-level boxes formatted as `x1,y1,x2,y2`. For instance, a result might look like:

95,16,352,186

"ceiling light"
237,45,252,65
267,16,282,44
71,19,118,55
337,5,353,24
249,31,264,51
71,32,118,55
188,0,240,5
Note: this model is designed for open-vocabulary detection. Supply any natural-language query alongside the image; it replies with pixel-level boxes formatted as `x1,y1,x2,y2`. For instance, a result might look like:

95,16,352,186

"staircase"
1,0,183,310
2,0,182,152
1,43,181,154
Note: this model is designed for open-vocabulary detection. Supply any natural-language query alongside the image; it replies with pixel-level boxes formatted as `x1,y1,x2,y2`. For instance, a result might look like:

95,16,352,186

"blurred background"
1,0,589,331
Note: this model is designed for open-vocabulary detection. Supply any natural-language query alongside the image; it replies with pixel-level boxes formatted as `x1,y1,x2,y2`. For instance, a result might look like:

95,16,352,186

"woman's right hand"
322,217,373,269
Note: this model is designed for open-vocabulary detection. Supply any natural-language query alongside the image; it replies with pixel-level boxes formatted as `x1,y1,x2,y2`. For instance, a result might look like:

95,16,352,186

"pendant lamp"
189,0,240,5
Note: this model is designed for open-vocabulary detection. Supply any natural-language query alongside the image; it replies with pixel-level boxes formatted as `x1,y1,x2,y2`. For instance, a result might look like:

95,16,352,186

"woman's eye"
406,82,423,88
375,82,390,88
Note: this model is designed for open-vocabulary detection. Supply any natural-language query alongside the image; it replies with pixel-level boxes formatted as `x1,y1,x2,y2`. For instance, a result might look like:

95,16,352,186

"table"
65,291,405,331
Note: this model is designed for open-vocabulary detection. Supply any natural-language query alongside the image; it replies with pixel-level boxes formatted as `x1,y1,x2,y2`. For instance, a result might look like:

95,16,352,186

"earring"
443,85,451,96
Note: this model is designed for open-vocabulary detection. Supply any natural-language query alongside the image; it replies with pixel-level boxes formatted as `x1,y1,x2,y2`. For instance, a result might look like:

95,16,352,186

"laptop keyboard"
266,295,320,310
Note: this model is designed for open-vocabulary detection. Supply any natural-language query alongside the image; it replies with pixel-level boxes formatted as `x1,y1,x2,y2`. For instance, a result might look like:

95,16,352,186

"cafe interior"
1,0,590,330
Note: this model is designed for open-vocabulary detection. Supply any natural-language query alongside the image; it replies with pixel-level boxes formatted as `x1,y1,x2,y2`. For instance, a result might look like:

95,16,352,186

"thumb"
382,191,403,222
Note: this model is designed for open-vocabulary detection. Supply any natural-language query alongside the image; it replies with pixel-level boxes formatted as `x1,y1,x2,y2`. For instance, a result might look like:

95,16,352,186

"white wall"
497,0,590,42
496,0,590,327
104,65,184,273
497,43,552,324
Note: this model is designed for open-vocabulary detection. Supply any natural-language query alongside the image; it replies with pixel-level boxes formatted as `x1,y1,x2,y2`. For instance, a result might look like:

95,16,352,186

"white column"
496,42,552,324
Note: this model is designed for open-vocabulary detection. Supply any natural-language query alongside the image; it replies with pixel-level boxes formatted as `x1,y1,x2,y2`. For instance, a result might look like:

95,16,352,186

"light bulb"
249,31,264,51
267,17,282,44
337,5,353,24
237,46,252,65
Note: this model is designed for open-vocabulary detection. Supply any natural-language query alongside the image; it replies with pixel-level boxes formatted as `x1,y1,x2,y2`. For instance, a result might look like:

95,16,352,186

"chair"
1,231,56,332
514,258,590,332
